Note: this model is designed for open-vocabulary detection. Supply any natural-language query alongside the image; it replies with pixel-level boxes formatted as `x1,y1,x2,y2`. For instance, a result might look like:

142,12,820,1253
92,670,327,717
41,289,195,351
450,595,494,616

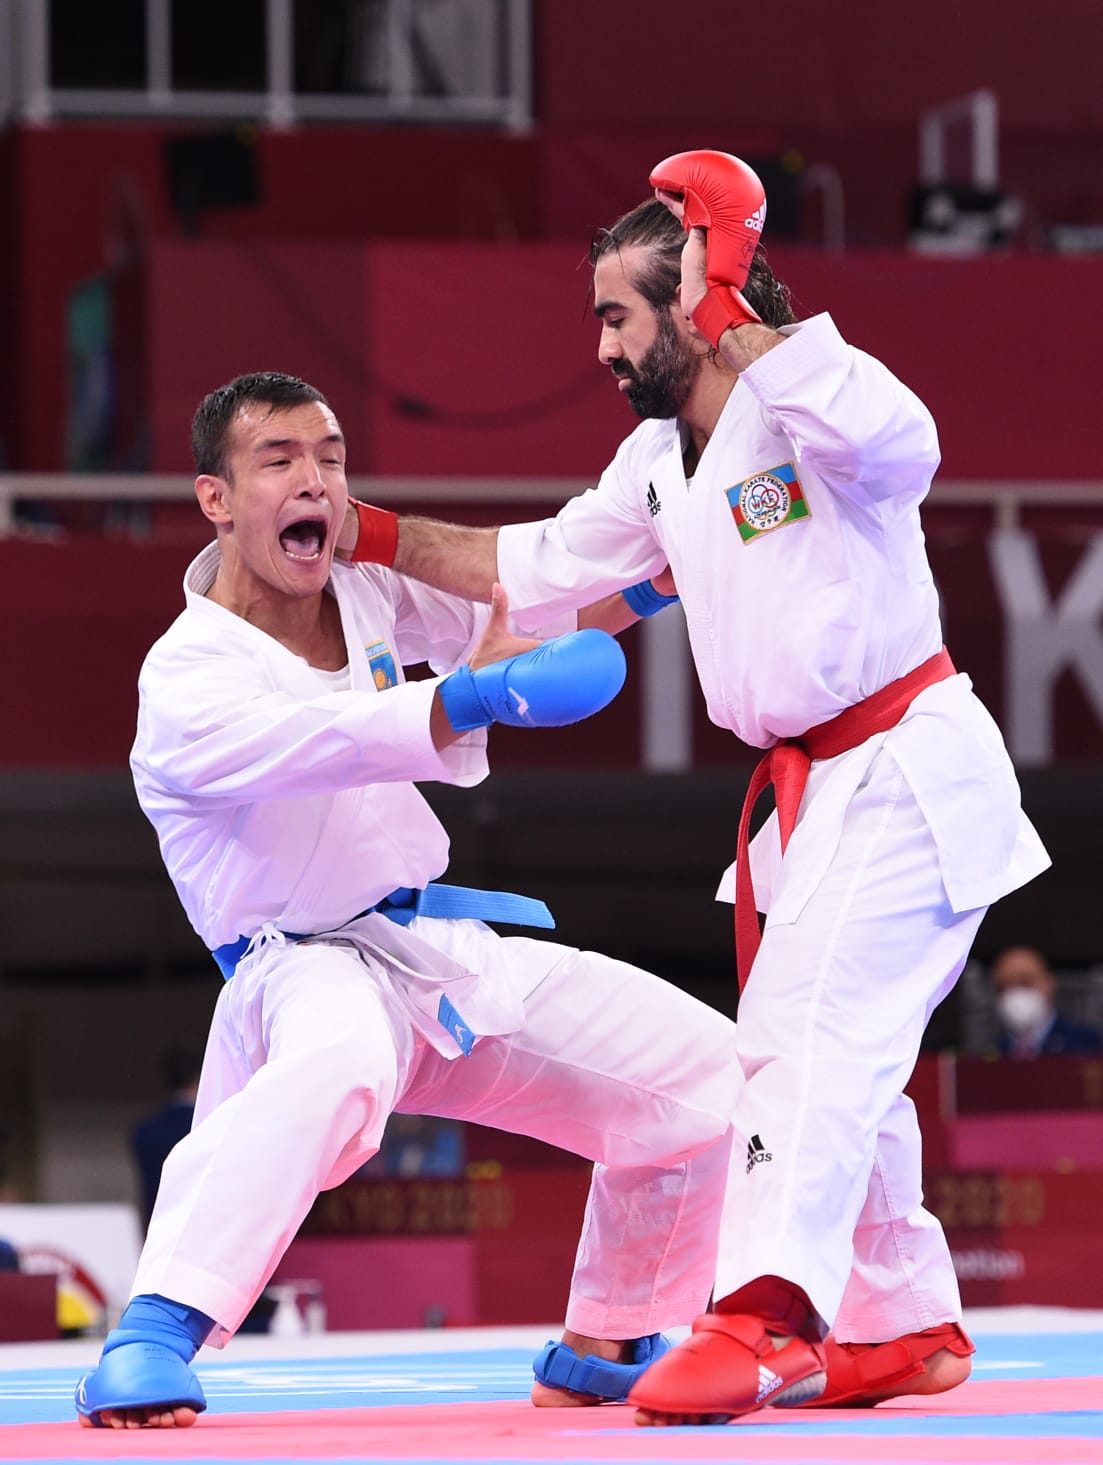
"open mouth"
278,518,327,561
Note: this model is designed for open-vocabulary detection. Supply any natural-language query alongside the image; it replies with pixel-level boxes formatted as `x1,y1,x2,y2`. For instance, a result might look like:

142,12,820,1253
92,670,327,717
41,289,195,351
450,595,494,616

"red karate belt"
735,647,956,992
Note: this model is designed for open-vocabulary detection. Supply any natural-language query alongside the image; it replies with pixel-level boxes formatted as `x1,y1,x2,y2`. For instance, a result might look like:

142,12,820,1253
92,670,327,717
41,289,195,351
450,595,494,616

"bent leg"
78,941,420,1426
630,756,984,1423
133,942,417,1334
712,761,984,1330
400,935,741,1342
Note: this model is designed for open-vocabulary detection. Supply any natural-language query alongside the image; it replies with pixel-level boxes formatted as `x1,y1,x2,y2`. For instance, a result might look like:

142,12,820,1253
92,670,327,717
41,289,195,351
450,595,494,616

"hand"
469,584,541,671
649,149,766,293
650,149,765,348
652,565,677,598
675,229,709,328
439,586,627,732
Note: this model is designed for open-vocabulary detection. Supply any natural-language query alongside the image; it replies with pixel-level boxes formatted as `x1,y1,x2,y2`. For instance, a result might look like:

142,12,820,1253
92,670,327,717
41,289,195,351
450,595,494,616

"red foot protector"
627,1312,826,1419
789,1322,976,1408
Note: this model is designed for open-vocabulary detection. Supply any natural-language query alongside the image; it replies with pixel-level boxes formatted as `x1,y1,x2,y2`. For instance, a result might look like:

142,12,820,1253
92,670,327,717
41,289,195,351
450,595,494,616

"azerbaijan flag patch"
726,462,811,543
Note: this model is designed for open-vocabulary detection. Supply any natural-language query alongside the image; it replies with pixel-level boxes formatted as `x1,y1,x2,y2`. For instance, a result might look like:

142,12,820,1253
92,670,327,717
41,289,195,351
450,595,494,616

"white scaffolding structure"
0,0,533,131
918,88,1000,190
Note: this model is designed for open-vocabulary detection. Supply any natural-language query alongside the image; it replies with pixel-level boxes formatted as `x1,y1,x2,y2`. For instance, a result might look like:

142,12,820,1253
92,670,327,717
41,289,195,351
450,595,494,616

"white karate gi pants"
131,922,740,1346
716,752,986,1341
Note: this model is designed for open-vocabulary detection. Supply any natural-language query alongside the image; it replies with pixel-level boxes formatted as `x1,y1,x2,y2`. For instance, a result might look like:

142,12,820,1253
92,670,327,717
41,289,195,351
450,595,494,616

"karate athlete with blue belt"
75,371,744,1428
338,154,1051,1424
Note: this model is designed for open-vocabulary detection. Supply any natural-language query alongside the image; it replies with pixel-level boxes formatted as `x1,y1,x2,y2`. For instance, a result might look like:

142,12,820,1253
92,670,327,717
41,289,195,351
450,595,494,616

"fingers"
654,187,686,222
488,581,510,624
678,230,709,323
469,584,538,673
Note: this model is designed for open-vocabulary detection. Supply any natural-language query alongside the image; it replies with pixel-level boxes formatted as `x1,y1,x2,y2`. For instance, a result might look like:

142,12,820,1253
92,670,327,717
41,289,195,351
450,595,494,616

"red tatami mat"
2,1313,1100,1465
6,1381,1103,1465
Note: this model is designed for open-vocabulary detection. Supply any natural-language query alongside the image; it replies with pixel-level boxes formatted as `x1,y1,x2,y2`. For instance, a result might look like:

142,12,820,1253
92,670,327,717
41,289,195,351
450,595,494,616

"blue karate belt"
210,882,555,982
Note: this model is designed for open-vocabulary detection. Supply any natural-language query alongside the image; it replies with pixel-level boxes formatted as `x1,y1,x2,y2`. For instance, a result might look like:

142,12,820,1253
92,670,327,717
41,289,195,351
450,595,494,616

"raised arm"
649,149,784,370
651,150,938,493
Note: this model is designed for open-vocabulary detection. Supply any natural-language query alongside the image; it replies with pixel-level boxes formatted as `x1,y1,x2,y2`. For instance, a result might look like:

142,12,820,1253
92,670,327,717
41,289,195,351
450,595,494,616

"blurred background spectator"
129,1042,203,1229
988,945,1103,1059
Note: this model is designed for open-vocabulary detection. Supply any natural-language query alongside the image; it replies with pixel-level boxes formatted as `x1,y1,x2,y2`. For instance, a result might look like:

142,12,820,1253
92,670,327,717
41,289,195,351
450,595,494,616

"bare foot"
530,1332,627,1407
634,1407,730,1427
79,1405,199,1429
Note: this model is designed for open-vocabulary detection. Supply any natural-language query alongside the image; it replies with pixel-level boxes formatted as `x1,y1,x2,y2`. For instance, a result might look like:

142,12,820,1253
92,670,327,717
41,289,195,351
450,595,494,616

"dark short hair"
590,197,796,329
190,372,329,478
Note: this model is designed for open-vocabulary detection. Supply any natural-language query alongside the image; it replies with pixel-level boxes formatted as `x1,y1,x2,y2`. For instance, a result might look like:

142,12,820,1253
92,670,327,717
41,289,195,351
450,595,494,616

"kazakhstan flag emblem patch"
365,640,398,689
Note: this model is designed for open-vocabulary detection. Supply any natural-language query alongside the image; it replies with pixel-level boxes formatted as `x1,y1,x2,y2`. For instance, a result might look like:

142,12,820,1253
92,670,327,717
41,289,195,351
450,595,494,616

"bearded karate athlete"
339,150,1050,1424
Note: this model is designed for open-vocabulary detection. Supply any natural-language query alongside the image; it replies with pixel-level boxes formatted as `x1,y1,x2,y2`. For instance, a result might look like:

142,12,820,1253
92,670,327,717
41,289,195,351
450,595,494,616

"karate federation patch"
365,640,398,690
727,462,811,543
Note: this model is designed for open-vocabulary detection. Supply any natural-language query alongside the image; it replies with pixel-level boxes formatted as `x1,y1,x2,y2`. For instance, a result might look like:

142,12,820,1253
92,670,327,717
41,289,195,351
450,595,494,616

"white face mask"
997,986,1050,1035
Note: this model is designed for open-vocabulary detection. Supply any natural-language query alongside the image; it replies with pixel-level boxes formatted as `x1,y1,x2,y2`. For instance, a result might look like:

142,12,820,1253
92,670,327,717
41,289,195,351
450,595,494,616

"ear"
671,289,705,343
195,474,232,526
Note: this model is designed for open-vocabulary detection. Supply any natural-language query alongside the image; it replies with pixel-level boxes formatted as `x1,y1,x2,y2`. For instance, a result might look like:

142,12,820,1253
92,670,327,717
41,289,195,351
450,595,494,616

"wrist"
691,286,761,352
347,499,399,566
622,579,680,617
437,667,491,732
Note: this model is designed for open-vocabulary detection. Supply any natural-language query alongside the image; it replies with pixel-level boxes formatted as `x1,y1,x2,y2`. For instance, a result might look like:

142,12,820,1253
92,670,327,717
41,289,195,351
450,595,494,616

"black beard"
619,310,699,420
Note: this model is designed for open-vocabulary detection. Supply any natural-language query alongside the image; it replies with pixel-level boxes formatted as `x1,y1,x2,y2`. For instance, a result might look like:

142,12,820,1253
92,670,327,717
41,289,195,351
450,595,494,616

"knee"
264,1034,397,1129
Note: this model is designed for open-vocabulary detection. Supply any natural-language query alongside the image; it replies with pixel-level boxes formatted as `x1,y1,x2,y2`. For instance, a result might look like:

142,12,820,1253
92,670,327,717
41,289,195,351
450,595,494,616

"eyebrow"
251,431,345,456
592,297,627,320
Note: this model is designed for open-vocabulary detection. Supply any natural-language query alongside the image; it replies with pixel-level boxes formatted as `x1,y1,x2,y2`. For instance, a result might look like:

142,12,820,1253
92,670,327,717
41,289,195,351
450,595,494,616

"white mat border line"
1,1307,1101,1374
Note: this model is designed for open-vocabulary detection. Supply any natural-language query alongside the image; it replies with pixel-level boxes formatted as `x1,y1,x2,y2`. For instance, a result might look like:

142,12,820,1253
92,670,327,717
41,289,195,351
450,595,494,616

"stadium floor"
1,1306,1101,1464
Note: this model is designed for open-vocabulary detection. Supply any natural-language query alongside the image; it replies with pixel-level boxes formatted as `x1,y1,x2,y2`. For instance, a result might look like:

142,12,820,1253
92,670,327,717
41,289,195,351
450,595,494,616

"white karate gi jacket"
497,313,1050,918
131,542,499,950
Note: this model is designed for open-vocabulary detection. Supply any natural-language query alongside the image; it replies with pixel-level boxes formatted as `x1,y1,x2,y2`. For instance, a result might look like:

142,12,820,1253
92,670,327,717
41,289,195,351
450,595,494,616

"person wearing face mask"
990,945,1103,1059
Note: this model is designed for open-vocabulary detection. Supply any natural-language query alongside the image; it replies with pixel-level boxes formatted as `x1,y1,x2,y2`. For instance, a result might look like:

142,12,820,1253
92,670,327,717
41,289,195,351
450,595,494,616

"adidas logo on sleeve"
746,1133,773,1173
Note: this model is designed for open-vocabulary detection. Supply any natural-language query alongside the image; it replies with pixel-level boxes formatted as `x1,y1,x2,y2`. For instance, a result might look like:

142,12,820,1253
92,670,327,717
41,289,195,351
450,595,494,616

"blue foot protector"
74,1293,214,1426
533,1333,671,1402
75,1341,207,1425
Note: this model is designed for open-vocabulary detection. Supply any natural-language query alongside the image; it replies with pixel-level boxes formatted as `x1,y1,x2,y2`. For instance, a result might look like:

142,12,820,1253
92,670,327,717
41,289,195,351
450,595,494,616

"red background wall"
2,1,1100,772
1,0,1099,473
140,240,1098,481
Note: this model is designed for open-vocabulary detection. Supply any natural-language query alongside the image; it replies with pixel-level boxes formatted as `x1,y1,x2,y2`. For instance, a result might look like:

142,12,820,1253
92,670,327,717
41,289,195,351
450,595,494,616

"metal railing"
1,0,533,130
5,473,1103,538
5,473,1103,773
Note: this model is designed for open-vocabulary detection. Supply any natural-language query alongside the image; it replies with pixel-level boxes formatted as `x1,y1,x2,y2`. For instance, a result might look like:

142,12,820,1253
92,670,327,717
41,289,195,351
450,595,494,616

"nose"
294,460,327,497
598,324,622,368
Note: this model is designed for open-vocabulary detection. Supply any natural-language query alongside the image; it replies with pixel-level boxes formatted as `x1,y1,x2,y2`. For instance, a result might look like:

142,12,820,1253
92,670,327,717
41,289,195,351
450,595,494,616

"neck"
681,358,740,464
207,573,347,671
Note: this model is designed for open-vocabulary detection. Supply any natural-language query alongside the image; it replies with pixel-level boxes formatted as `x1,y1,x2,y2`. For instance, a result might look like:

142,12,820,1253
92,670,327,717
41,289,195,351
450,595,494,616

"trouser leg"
132,942,417,1340
399,936,741,1338
714,755,984,1331
832,1092,967,1341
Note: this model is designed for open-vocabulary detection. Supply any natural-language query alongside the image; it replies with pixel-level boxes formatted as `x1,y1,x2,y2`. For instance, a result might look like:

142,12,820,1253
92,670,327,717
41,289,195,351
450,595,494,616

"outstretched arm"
337,502,500,601
340,498,678,633
431,584,626,749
